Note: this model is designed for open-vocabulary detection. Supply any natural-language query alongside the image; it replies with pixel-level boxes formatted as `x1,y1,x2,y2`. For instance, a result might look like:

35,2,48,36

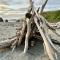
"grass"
42,10,60,22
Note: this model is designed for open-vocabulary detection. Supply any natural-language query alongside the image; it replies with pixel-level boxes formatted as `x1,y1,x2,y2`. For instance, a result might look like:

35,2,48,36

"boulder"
16,20,20,22
0,17,3,22
5,19,8,22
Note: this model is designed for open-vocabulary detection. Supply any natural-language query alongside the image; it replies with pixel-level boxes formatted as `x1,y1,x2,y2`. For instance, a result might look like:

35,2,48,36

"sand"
0,22,60,60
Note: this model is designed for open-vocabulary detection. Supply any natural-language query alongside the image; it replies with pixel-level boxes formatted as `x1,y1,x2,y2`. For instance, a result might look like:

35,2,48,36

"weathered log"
35,13,60,51
34,16,58,60
0,37,16,49
24,18,31,53
35,9,60,37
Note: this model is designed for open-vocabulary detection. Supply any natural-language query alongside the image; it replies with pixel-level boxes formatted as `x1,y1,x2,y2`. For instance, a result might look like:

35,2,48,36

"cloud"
0,0,60,19
0,0,29,17
0,5,9,11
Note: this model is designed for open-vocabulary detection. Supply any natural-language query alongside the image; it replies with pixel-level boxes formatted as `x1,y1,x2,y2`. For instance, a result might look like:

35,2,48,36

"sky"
0,0,60,19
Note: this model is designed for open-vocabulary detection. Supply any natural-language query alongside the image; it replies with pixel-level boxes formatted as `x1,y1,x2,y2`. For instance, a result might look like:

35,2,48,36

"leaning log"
40,0,48,14
34,16,58,60
24,18,31,53
34,12,60,52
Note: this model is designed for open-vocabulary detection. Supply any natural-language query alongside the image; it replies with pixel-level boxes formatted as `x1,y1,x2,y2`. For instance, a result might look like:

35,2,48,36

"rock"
0,17,3,22
5,19,8,22
16,20,20,22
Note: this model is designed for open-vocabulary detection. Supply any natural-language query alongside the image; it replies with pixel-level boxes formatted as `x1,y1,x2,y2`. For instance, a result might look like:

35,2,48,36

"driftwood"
0,0,60,60
40,0,48,14
0,37,16,49
24,18,31,53
34,16,57,60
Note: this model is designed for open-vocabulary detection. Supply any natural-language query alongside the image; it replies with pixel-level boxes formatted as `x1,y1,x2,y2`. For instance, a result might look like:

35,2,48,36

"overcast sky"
0,0,60,19
0,0,60,10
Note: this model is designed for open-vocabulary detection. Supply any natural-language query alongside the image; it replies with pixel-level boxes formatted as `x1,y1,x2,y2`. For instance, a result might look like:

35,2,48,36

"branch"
18,20,27,45
35,14,60,51
0,37,16,49
37,7,40,13
24,18,31,53
40,0,48,14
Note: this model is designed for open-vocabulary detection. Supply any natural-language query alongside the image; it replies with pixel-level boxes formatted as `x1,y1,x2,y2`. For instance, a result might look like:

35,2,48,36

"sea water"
0,0,60,21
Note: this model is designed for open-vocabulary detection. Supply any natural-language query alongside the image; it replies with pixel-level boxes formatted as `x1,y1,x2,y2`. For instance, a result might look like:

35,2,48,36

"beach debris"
0,0,60,60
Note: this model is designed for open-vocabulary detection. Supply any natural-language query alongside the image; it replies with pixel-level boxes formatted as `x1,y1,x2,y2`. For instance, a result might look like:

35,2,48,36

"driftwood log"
0,0,60,60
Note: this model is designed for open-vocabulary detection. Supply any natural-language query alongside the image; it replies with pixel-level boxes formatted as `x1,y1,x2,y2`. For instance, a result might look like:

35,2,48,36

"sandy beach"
0,22,60,60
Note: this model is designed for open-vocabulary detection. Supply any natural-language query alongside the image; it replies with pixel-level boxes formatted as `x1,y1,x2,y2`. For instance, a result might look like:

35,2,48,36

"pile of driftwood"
0,0,60,60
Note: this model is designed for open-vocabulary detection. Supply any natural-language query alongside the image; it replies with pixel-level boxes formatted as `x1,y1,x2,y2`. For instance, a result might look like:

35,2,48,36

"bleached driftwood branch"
40,0,48,14
24,18,31,53
34,16,58,60
0,37,16,49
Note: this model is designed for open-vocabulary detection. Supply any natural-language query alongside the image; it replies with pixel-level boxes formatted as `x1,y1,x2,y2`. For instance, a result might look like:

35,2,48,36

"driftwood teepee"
0,0,60,60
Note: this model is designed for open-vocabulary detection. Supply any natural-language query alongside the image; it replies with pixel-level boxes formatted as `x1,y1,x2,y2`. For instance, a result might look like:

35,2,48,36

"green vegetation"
42,10,60,22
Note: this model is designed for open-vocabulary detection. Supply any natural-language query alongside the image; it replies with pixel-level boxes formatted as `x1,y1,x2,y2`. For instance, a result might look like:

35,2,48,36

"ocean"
0,0,60,20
